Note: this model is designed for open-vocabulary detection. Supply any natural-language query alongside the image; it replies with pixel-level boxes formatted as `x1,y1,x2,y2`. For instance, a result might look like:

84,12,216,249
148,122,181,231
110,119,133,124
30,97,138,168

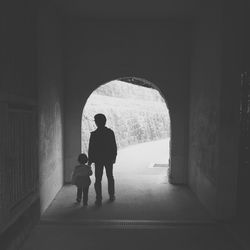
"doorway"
41,78,211,221
81,78,170,182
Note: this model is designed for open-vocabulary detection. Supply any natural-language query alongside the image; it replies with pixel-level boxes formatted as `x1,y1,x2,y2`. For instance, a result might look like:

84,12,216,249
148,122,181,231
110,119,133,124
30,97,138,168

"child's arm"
88,166,93,176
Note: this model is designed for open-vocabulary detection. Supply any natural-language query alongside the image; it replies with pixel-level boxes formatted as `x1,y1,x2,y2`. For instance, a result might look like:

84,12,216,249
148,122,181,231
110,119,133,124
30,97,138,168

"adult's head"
94,113,106,128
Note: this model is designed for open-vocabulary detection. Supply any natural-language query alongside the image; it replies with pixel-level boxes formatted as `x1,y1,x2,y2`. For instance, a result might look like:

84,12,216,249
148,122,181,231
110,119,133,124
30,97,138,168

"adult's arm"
71,167,76,184
111,130,117,163
88,132,94,164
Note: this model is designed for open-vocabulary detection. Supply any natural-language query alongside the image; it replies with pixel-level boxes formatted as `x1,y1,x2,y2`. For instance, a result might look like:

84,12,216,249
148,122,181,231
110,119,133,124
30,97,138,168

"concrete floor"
42,139,211,221
21,140,244,250
21,224,242,250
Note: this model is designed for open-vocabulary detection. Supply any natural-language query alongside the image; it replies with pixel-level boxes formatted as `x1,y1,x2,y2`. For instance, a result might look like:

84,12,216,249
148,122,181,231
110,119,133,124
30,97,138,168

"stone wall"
189,0,243,219
37,4,64,213
0,1,40,249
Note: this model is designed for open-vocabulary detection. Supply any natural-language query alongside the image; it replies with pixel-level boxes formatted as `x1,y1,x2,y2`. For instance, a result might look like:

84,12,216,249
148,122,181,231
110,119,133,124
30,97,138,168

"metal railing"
7,104,38,209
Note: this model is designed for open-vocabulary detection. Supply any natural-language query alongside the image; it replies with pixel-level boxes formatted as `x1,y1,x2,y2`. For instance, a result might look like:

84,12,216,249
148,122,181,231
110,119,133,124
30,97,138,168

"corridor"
1,0,250,249
21,140,242,250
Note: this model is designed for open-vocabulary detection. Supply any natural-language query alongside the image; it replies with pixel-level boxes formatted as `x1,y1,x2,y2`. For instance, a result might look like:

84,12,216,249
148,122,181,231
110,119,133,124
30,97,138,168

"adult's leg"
82,186,89,205
76,185,83,202
105,163,115,199
95,163,104,202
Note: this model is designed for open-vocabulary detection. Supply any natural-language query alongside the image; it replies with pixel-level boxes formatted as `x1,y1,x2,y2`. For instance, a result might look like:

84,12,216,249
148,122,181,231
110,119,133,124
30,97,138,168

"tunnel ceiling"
119,77,154,89
53,0,212,19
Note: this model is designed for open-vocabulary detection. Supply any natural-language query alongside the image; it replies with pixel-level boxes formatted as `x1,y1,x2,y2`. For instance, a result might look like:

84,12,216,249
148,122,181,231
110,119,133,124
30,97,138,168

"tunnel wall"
217,0,243,220
63,20,191,184
189,13,221,217
237,0,250,223
0,1,39,249
37,5,64,213
189,1,243,219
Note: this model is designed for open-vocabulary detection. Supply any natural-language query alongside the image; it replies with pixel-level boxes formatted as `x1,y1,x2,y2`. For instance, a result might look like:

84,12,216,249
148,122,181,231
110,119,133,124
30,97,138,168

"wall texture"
37,5,64,213
63,20,191,184
216,0,243,220
237,0,250,223
0,1,39,248
189,12,221,217
189,1,243,219
0,0,37,98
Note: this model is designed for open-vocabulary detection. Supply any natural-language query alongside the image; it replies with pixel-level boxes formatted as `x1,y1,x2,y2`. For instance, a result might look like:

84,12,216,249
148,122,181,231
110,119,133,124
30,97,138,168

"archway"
44,75,207,221
81,77,171,183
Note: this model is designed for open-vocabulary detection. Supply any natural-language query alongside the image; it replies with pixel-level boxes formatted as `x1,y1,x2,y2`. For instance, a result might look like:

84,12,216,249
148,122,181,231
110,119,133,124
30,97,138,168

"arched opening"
81,77,171,190
39,75,211,223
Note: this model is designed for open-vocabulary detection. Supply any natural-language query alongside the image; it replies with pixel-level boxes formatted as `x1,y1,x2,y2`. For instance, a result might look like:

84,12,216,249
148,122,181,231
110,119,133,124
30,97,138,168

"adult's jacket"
88,127,117,164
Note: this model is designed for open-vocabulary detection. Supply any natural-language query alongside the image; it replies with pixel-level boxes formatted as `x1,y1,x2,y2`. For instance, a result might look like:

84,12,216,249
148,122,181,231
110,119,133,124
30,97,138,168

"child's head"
78,153,88,164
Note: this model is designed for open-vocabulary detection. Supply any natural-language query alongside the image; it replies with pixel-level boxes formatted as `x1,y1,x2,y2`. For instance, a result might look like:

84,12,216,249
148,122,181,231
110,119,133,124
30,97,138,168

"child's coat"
71,165,92,187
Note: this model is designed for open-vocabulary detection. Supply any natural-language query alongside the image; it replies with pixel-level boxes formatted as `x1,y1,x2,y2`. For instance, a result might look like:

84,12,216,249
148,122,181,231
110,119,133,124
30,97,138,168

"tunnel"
0,0,250,249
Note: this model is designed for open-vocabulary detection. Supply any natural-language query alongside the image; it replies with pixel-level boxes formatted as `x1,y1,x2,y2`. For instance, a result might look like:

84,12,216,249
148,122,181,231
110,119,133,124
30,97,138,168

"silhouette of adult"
88,113,117,206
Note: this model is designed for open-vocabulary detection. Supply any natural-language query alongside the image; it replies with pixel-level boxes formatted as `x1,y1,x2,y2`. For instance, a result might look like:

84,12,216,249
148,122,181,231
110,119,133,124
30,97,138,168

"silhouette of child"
71,153,92,206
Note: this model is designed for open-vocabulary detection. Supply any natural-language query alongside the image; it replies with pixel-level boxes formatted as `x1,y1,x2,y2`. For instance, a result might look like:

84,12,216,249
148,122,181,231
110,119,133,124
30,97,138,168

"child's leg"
76,186,83,202
82,186,89,205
